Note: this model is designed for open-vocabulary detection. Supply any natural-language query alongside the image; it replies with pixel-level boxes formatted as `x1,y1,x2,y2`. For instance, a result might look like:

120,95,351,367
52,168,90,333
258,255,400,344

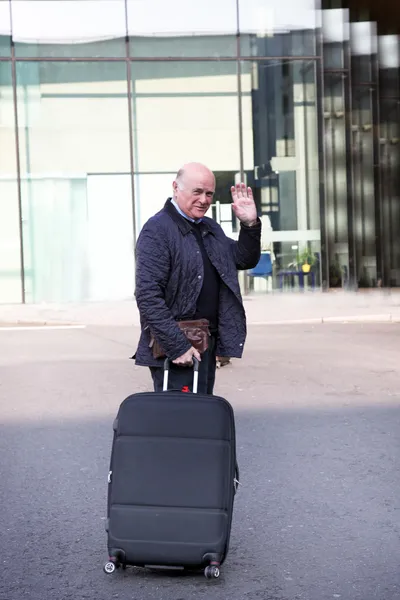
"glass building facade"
0,0,399,303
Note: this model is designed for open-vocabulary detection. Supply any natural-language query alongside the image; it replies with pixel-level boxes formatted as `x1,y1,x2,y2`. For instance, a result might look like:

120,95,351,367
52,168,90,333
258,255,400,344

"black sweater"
189,221,220,332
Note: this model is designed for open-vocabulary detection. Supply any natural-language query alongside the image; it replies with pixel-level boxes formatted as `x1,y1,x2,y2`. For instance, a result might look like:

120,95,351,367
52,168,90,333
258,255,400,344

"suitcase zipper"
108,471,112,483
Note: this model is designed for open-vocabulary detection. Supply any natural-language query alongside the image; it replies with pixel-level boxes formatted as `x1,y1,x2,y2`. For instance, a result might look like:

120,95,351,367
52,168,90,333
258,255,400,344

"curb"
250,314,400,326
0,324,85,331
0,314,399,329
323,314,396,323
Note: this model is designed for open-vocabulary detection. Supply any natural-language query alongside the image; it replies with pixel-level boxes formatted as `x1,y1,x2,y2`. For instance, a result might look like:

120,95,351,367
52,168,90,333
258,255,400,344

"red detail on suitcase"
181,386,190,393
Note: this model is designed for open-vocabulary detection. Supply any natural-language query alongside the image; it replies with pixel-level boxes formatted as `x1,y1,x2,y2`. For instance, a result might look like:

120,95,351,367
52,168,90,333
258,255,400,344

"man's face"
173,168,215,221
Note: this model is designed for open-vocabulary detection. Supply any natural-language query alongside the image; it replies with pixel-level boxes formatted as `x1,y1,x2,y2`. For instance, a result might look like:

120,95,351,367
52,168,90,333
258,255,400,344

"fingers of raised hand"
231,183,253,201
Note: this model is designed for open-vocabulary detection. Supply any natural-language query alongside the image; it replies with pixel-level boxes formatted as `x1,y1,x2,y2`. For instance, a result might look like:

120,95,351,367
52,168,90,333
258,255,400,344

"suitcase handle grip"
163,357,199,393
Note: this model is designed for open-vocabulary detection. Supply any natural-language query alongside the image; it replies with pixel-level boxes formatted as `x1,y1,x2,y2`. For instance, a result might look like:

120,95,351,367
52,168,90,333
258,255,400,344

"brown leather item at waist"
149,319,210,359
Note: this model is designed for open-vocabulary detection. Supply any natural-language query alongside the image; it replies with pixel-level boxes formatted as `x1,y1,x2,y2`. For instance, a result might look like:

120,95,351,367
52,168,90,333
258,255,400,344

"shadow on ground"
1,323,400,600
1,403,399,600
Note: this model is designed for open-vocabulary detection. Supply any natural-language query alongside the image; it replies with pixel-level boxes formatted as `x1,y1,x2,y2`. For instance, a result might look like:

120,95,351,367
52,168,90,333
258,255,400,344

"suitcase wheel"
104,550,126,574
204,565,220,579
103,561,117,574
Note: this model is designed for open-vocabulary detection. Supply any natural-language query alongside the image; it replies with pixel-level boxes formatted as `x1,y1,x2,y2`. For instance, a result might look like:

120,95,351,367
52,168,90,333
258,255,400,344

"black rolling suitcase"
103,358,239,580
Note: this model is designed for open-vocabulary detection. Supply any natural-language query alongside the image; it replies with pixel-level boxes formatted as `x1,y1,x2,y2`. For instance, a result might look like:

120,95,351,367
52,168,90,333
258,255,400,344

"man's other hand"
172,347,201,366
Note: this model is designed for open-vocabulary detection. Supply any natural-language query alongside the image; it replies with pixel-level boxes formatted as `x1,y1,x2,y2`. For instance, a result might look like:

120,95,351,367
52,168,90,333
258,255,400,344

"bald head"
172,162,215,220
175,162,215,187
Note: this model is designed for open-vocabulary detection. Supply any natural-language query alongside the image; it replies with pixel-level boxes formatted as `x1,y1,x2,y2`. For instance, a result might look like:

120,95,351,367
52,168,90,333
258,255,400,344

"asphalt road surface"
1,322,399,600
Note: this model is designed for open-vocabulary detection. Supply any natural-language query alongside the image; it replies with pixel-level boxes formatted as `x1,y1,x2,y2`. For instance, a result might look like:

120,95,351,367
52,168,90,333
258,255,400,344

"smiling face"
172,163,216,221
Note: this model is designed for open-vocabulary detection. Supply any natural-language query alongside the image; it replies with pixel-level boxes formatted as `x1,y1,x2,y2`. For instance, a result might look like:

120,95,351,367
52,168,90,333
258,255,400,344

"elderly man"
133,162,261,394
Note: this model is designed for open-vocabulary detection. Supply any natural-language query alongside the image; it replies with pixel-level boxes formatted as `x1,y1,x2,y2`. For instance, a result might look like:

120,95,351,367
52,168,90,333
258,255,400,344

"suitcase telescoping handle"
163,357,199,394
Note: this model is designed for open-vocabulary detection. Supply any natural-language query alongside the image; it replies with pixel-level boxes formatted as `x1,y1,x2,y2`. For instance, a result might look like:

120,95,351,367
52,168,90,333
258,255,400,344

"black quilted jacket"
133,198,261,367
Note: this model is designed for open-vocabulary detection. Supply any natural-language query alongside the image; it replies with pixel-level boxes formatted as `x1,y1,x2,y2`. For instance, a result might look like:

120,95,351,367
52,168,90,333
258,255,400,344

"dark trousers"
149,335,217,395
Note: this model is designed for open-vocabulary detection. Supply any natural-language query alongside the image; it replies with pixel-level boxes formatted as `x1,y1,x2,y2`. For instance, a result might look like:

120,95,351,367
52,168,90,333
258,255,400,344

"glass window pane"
350,22,379,286
0,62,22,302
127,0,237,57
351,21,377,84
379,36,400,286
0,0,11,56
130,61,241,232
16,62,134,303
322,9,349,69
379,35,400,70
323,73,349,254
12,0,127,58
241,59,320,236
239,0,318,57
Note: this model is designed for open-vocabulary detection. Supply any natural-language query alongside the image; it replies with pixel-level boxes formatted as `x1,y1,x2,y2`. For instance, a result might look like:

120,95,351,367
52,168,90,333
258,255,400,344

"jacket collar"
164,198,213,236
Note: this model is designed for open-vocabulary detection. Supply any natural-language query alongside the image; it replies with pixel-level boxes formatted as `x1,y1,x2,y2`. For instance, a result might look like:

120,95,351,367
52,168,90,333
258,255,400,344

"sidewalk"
1,289,400,327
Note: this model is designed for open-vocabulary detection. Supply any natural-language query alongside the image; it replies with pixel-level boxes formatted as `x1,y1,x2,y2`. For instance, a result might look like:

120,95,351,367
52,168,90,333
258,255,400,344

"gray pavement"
1,322,400,600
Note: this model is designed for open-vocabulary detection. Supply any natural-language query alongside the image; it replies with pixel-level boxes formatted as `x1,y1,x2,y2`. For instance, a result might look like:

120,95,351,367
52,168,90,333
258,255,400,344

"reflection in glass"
127,0,237,57
239,0,318,57
242,60,319,230
322,8,349,69
379,36,400,286
351,21,378,287
12,0,127,57
0,0,11,56
241,58,320,291
0,63,22,302
16,62,133,303
322,9,351,286
248,238,321,293
130,61,240,232
351,22,377,84
0,1,398,302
